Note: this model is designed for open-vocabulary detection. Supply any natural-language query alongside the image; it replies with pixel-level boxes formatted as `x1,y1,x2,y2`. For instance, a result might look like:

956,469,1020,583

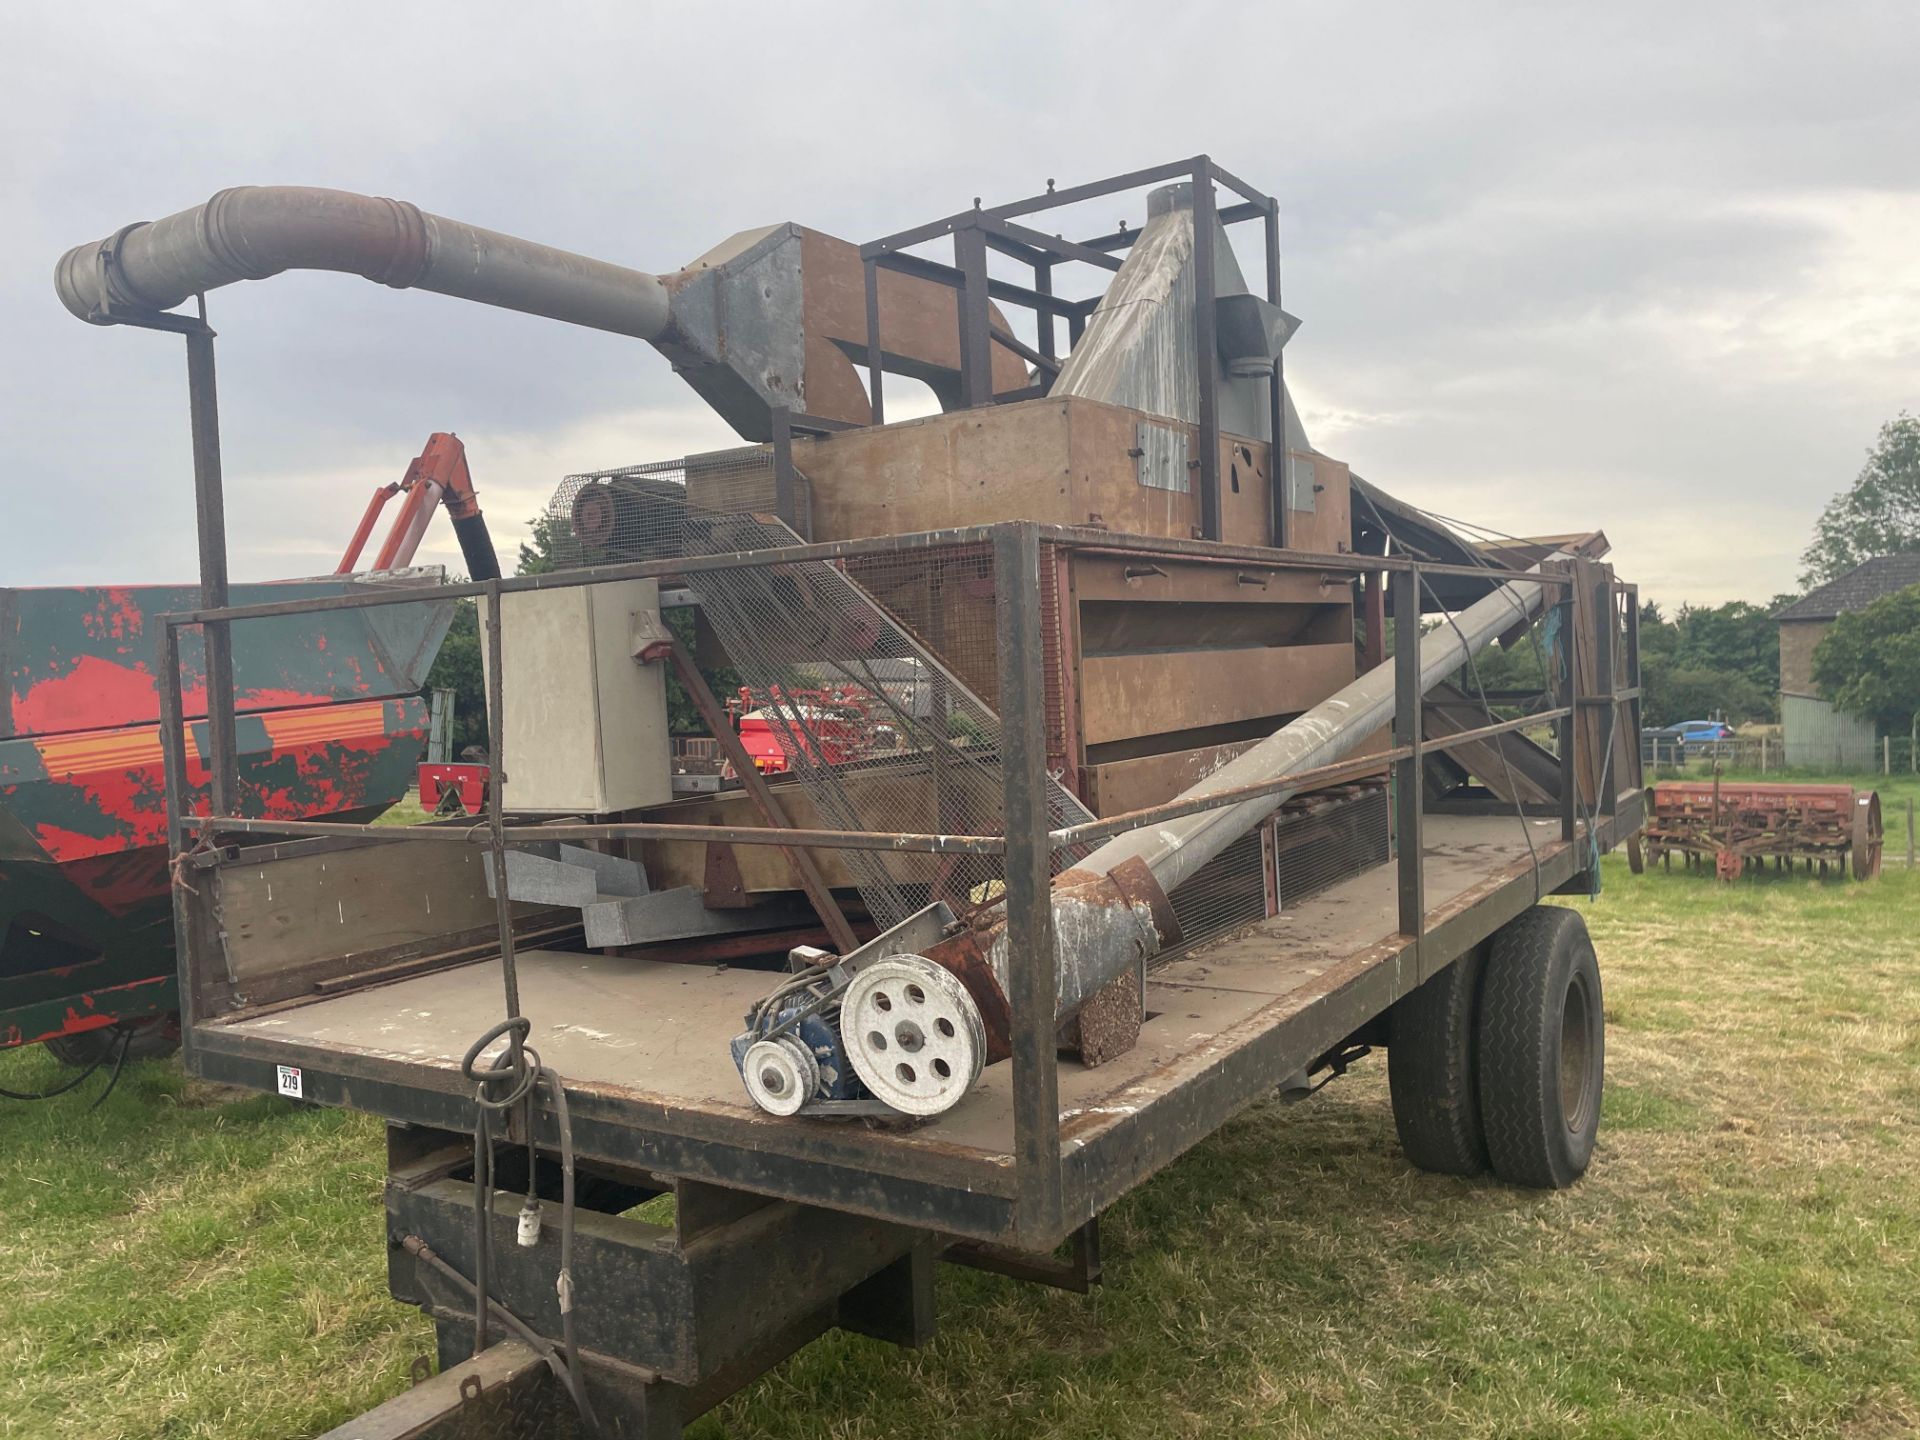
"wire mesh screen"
547,448,1093,933
1162,829,1268,963
1272,783,1391,909
843,542,1075,780
1154,781,1392,967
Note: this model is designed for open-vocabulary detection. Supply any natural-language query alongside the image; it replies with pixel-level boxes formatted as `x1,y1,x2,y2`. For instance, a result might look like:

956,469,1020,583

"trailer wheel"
1476,906,1604,1189
1387,943,1489,1176
44,1017,179,1068
1852,791,1883,881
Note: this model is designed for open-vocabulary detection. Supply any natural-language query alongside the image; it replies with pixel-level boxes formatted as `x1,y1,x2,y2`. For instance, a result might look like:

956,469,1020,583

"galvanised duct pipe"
55,186,670,341
984,558,1568,1024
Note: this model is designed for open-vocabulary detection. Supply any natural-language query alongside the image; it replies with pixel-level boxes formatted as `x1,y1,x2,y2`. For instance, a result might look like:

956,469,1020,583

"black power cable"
0,1025,136,1107
459,1017,602,1436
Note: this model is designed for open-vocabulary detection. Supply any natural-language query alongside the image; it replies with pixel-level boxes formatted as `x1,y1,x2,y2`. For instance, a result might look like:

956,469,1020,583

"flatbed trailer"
55,158,1645,1437
151,521,1640,1439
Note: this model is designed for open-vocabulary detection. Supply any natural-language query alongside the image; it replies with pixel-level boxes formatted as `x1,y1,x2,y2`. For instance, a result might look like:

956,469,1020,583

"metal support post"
1595,573,1618,816
995,523,1063,1241
1623,583,1643,791
1361,569,1386,671
1391,567,1424,957
1035,261,1056,369
955,223,993,408
653,640,859,954
1191,160,1222,541
862,257,885,425
770,410,798,532
157,621,196,1060
1553,567,1579,844
1264,198,1287,550
184,323,239,818
481,581,525,1068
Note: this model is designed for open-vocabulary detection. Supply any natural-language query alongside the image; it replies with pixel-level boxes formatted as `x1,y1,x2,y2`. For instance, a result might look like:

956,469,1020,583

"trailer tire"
1476,906,1603,1189
45,1018,179,1068
1387,943,1489,1176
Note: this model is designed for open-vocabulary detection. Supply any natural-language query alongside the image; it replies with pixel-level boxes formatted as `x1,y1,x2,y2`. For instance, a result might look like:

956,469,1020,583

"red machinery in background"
0,434,490,1066
1637,779,1883,881
419,761,488,816
338,430,500,581
727,685,878,776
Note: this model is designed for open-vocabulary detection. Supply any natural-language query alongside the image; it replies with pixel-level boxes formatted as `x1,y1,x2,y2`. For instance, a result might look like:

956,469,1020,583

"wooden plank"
1424,683,1561,806
1079,643,1354,746
226,815,1563,1181
1572,558,1610,806
640,768,942,893
216,841,538,985
802,396,1357,560
1284,452,1354,557
1085,739,1261,816
1071,551,1347,606
798,225,1027,423
316,1341,549,1440
801,398,1077,540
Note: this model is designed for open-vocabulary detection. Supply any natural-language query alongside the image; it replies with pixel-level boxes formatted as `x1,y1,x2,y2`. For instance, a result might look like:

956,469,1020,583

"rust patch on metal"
1103,855,1182,947
923,927,1013,1065
702,841,750,909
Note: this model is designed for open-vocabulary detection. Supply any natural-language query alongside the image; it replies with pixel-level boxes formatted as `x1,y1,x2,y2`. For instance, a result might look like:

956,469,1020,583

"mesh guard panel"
547,447,1093,935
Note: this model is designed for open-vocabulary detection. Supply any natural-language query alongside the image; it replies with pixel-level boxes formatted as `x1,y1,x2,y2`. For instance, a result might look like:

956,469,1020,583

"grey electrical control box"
479,578,673,815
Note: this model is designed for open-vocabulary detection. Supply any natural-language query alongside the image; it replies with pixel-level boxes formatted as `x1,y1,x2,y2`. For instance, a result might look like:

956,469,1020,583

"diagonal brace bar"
645,639,860,955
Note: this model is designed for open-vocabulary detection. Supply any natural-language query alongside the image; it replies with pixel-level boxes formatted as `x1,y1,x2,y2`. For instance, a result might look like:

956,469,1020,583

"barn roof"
1776,554,1920,621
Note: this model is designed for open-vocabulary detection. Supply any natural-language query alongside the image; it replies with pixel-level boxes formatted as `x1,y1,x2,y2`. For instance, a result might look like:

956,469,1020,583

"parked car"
1675,720,1737,743
1642,720,1737,767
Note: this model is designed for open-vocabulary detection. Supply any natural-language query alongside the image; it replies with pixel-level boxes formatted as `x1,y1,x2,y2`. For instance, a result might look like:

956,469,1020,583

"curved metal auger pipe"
56,185,671,342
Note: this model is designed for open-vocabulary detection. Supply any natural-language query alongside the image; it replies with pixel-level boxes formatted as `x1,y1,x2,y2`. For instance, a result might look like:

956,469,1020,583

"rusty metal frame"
155,518,1616,1252
858,157,1283,545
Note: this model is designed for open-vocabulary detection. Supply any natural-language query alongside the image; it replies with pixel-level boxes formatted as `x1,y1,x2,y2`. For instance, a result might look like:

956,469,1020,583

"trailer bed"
199,807,1635,1247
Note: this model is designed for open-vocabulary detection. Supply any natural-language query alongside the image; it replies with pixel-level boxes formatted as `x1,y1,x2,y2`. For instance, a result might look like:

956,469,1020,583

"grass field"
4,852,1918,1438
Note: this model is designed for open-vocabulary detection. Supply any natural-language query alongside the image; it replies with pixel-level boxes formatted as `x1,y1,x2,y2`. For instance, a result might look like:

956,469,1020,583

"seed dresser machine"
56,158,1643,1437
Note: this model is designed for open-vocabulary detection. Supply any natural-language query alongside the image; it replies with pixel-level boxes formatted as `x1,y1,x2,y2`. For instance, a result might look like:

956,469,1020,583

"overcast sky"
4,1,1915,608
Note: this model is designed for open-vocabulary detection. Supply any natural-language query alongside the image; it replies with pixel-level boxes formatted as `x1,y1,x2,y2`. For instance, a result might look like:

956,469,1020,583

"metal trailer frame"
148,517,1640,1434
154,519,1638,1240
858,155,1286,548
92,160,1643,1435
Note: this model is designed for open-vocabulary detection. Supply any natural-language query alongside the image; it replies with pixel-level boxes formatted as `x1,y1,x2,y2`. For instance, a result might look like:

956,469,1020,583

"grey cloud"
2,0,1915,605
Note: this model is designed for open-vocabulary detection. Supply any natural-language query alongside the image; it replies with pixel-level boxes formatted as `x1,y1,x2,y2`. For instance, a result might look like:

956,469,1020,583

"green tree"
1667,599,1781,704
517,509,570,576
423,597,486,754
1622,596,1785,726
1810,582,1920,732
1801,412,1920,587
1642,664,1771,728
422,508,574,755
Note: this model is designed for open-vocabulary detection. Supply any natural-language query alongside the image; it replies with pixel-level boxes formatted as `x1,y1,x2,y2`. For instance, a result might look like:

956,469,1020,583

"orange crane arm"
336,432,500,580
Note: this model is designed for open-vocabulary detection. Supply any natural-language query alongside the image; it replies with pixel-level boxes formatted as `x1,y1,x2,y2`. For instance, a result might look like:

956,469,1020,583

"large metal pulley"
839,956,986,1117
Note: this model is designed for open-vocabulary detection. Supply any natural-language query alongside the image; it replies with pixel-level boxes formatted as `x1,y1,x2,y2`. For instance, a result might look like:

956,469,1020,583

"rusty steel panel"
0,578,452,740
1,695,430,1048
1643,781,1883,881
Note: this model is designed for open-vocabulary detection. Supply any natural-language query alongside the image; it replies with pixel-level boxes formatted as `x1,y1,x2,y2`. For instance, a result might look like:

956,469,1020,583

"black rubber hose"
452,512,502,582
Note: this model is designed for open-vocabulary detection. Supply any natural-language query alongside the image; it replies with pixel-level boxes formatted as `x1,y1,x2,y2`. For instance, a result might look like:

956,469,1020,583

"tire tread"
1388,945,1488,1176
1477,905,1598,1189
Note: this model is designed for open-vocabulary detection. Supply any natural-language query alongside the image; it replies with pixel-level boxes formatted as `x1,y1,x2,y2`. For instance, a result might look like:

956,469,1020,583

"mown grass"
3,858,1917,1438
